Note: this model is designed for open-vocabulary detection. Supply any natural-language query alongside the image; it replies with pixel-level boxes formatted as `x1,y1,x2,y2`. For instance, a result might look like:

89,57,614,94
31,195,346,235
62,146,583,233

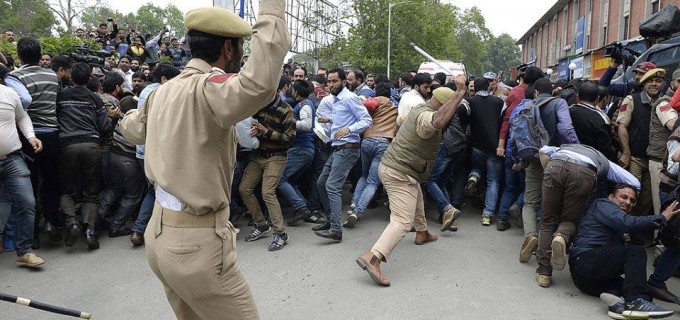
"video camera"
603,42,639,66
68,46,112,67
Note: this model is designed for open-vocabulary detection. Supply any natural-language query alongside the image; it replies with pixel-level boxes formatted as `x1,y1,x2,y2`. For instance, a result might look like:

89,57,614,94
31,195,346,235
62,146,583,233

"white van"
417,61,466,82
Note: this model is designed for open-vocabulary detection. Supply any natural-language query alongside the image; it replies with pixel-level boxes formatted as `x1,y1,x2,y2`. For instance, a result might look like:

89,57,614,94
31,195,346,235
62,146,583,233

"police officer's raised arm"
203,0,292,128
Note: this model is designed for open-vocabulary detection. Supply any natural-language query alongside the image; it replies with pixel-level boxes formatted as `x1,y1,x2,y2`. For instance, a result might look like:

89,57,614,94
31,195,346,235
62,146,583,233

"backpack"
509,98,554,164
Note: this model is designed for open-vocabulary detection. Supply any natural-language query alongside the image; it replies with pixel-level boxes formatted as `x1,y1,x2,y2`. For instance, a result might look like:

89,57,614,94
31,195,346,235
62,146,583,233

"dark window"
623,16,629,40
652,1,660,14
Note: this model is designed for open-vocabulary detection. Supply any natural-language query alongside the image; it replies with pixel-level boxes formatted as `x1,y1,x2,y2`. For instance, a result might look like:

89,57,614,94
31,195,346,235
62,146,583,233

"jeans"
570,245,650,303
497,156,525,221
351,138,389,216
317,148,360,233
470,147,504,215
649,247,680,289
307,139,331,212
230,151,251,216
99,152,146,231
132,160,155,235
20,131,60,226
422,144,463,214
0,154,37,255
278,147,315,210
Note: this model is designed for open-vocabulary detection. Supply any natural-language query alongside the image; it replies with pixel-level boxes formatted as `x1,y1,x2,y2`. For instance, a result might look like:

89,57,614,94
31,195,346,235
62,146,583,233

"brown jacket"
363,96,397,139
120,0,291,215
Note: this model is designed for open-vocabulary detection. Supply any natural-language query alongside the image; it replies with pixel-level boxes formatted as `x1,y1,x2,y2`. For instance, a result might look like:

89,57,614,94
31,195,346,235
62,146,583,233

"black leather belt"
255,149,287,158
334,143,360,151
551,154,597,172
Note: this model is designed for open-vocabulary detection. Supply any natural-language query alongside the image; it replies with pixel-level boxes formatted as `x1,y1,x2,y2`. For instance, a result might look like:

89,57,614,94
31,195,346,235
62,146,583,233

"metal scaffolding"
213,0,343,69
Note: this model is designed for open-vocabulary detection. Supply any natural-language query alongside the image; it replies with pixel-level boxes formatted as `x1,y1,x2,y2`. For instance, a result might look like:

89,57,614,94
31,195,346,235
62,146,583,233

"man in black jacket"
569,81,616,160
570,185,679,319
57,63,118,250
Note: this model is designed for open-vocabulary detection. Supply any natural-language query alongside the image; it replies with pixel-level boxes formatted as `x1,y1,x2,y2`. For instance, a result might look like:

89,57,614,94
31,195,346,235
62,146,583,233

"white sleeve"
296,104,313,131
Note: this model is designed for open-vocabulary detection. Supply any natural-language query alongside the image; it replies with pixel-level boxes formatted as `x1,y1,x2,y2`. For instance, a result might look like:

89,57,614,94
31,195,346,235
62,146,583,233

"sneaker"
3,234,15,252
536,273,551,288
64,223,81,247
304,210,327,224
449,220,459,232
550,235,567,271
600,293,625,320
268,232,288,251
245,224,271,242
519,235,538,263
464,176,478,197
16,252,45,268
623,298,674,319
343,213,358,228
347,203,356,215
481,215,491,226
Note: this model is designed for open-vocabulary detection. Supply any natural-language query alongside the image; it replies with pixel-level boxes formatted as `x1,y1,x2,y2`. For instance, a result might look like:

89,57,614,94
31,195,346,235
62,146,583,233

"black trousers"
570,245,650,302
59,142,101,226
98,152,145,231
20,131,60,225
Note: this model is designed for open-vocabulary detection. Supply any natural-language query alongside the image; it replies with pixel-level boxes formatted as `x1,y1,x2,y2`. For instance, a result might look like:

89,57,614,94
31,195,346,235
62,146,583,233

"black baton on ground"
0,292,92,319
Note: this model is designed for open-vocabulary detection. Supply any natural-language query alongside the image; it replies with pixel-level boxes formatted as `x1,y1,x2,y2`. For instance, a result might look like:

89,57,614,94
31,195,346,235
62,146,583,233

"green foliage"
0,0,57,38
39,36,101,56
79,3,186,37
0,40,17,62
484,33,522,79
316,3,520,80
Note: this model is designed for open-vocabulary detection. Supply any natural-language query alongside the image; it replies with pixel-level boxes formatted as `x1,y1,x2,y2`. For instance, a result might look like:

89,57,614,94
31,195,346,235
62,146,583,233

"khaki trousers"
238,154,287,232
371,164,428,261
521,161,543,237
649,159,663,215
630,157,653,216
145,203,259,320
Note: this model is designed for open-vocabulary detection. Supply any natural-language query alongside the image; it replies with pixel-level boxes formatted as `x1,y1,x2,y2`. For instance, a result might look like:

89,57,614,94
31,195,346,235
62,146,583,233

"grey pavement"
2,199,680,320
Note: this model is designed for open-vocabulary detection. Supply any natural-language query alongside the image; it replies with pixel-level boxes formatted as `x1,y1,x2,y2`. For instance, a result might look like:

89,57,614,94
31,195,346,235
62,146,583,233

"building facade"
517,0,680,80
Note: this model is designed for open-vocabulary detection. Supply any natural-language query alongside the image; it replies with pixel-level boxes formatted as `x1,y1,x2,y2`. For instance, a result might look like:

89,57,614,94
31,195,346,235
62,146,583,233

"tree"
0,0,57,38
483,33,521,79
48,0,102,34
322,0,460,77
454,7,493,76
134,3,185,36
80,6,129,29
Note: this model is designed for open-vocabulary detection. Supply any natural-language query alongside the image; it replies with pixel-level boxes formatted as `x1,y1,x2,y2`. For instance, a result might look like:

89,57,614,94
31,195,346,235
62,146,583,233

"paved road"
2,199,679,320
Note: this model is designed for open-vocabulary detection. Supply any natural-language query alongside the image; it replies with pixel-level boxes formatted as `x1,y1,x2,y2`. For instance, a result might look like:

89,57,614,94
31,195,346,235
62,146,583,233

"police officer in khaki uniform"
119,2,290,319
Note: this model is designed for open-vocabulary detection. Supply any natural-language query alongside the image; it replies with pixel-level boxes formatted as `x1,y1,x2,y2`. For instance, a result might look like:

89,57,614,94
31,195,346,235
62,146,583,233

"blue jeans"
317,148,360,233
307,139,332,212
498,156,525,221
422,144,463,214
132,159,155,235
278,147,315,210
649,247,680,289
351,138,389,216
470,147,504,216
0,154,37,255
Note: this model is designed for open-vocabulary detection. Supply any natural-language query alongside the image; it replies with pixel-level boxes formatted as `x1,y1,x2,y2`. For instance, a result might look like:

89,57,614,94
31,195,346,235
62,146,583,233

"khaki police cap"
184,7,252,38
640,68,666,84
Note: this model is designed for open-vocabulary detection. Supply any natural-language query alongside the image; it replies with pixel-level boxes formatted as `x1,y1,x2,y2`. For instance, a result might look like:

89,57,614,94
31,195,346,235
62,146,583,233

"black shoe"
649,285,680,304
64,224,81,247
497,220,511,231
109,228,132,238
305,211,326,224
286,207,311,226
45,221,62,242
314,229,342,242
312,221,330,231
84,229,100,250
130,232,144,246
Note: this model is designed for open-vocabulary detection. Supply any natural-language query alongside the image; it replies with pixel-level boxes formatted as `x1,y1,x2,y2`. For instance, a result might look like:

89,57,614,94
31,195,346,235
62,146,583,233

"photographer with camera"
599,43,654,98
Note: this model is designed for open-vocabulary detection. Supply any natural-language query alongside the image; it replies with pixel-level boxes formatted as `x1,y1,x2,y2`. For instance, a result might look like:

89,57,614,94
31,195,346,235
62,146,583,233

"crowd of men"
4,18,680,319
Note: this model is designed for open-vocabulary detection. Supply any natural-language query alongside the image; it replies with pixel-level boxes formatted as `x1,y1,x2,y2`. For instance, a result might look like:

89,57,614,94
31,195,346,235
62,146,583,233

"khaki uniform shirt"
121,0,291,215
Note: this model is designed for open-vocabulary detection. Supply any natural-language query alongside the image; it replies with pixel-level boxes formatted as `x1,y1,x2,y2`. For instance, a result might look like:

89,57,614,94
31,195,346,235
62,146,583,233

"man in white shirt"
397,73,432,126
0,77,44,268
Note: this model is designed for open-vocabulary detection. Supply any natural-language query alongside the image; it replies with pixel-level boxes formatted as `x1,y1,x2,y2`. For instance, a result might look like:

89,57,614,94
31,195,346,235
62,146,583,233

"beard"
330,85,342,96
131,66,139,72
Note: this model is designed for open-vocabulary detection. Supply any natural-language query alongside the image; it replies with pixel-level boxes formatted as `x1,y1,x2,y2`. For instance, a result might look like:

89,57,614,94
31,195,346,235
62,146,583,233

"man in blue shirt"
570,185,679,319
313,68,372,242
